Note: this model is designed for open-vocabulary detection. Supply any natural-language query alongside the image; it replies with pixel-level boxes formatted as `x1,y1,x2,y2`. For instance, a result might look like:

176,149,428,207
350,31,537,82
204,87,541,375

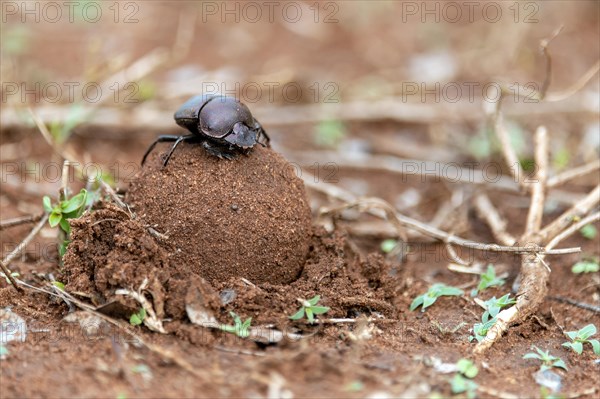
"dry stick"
545,211,600,251
545,60,600,102
286,149,519,191
0,213,49,293
492,107,528,191
473,194,516,246
547,159,600,188
525,126,549,237
321,197,579,255
17,280,205,379
539,184,600,242
538,26,563,100
475,125,552,354
0,213,44,230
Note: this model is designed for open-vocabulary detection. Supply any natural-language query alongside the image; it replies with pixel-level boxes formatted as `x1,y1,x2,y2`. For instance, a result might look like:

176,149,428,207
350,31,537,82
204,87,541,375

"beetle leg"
161,134,196,167
202,141,237,160
141,135,183,166
256,124,270,148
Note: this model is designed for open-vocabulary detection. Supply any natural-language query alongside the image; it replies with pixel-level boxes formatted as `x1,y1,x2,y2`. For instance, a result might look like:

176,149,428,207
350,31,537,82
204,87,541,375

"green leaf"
314,120,346,148
571,260,599,274
552,359,567,370
565,331,578,340
565,341,583,354
242,317,252,330
59,218,71,235
380,239,397,253
59,240,69,258
130,313,143,326
580,224,598,240
43,196,53,212
289,308,305,320
439,286,464,296
456,358,478,378
308,295,321,306
48,211,62,227
523,353,541,360
61,190,87,213
578,324,597,339
409,295,424,311
311,306,330,315
52,281,65,291
305,308,314,323
421,294,437,311
589,339,600,355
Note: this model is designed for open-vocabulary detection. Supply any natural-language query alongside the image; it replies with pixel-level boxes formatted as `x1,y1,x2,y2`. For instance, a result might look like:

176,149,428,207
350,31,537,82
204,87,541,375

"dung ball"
126,144,312,285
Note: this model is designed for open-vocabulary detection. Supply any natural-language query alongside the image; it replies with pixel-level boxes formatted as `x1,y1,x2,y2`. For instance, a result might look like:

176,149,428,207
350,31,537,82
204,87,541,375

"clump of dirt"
62,202,192,319
126,144,312,285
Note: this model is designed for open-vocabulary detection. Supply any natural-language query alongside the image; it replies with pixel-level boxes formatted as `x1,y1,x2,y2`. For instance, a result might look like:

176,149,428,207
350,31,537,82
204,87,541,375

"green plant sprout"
219,312,252,338
481,294,516,322
409,283,463,312
471,264,505,297
51,281,65,291
0,344,8,359
579,224,597,240
571,257,599,274
380,239,398,254
314,120,347,148
43,189,88,235
1,271,20,284
561,324,600,355
44,188,88,258
289,295,330,324
129,308,146,326
450,358,479,399
523,346,567,372
470,318,497,343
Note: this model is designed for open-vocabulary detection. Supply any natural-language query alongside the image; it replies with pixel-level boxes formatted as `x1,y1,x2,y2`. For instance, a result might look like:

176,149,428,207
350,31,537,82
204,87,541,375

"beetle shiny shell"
142,94,270,166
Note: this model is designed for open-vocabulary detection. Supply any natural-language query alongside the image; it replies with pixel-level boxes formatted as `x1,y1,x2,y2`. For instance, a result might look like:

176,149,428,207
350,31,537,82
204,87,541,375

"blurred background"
1,0,599,225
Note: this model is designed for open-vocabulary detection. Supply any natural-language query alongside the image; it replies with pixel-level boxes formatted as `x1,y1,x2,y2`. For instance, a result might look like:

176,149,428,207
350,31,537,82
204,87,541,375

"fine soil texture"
125,144,312,286
2,3,600,398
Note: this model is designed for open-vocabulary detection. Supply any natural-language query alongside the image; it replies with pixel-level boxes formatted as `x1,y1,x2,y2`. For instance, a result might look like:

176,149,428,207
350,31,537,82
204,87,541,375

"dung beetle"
142,94,270,166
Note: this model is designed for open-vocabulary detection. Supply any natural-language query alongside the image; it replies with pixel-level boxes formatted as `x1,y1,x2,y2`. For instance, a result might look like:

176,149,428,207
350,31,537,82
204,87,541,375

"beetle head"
223,122,257,149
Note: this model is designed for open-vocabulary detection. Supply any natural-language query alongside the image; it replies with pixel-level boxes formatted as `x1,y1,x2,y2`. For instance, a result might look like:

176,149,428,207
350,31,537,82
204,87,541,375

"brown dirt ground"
2,2,600,397
1,130,599,397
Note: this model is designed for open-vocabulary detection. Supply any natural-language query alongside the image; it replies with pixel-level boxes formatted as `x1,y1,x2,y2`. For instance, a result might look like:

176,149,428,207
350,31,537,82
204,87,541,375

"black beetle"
142,94,270,166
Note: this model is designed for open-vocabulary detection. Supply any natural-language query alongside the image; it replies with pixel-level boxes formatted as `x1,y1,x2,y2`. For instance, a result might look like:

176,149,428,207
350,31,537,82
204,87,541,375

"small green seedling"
51,281,65,291
129,308,146,326
471,264,505,296
1,271,20,284
314,119,346,148
219,312,252,338
0,344,8,359
450,358,478,399
523,346,567,372
562,324,600,355
481,294,516,322
571,257,599,274
579,224,597,240
380,239,398,254
470,318,496,343
289,295,330,324
410,283,463,312
43,189,88,235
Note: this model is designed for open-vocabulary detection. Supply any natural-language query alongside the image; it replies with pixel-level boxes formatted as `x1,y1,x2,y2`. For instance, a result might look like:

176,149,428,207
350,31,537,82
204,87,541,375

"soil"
2,2,600,398
125,144,312,285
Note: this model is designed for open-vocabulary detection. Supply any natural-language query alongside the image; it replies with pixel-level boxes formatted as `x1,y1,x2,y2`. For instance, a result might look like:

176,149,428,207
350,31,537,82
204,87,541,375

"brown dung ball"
126,144,312,285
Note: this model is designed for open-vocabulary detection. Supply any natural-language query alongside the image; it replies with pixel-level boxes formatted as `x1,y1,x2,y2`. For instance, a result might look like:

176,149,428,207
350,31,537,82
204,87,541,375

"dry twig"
0,213,49,293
